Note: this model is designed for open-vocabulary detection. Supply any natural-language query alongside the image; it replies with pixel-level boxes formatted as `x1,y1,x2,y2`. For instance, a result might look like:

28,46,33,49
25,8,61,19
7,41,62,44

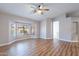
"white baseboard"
0,38,79,47
59,39,79,42
0,38,29,47
0,42,10,47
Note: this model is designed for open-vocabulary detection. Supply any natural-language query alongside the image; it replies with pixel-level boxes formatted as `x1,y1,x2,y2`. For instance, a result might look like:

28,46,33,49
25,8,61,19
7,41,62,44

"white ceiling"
0,3,79,21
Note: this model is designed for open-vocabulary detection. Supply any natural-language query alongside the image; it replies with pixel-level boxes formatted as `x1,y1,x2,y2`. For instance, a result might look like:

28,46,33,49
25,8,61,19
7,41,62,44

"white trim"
0,38,29,47
0,42,10,47
46,38,52,39
42,38,79,42
0,38,79,47
59,39,79,42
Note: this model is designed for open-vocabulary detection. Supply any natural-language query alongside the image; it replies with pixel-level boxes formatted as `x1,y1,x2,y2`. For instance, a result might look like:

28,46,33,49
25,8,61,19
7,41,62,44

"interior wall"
40,19,52,39
71,17,79,42
53,14,72,42
40,14,79,42
0,12,40,45
40,20,46,39
1,11,79,45
0,14,9,44
46,19,53,39
32,21,40,38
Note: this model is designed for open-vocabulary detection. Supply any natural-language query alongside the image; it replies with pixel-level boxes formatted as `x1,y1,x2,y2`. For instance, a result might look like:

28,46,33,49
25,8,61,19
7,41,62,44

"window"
16,22,32,36
10,22,35,38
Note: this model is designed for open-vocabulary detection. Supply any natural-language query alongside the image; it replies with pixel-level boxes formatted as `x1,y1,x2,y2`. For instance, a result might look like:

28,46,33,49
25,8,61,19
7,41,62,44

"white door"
53,21,59,39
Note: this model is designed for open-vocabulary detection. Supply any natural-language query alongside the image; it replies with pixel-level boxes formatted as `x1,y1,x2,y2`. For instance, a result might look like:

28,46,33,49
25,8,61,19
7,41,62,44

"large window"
10,22,35,38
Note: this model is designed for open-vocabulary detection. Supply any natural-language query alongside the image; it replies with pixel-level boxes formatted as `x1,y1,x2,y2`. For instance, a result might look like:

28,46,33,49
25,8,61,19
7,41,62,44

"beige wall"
1,12,78,45
32,22,40,38
53,14,73,42
40,19,52,39
71,17,79,42
46,18,53,39
0,12,40,45
40,14,79,42
40,20,47,39
0,14,9,44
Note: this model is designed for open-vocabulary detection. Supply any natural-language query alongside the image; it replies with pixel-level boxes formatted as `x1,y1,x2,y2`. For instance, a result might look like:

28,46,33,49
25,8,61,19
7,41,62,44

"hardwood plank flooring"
0,39,79,56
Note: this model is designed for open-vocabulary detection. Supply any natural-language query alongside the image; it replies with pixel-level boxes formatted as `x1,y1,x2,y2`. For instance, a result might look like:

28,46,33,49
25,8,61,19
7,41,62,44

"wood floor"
0,39,79,56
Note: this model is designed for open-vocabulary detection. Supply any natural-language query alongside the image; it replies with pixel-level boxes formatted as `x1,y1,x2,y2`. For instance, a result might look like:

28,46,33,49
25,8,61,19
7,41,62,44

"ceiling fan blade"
31,5,36,9
44,9,49,11
38,9,49,11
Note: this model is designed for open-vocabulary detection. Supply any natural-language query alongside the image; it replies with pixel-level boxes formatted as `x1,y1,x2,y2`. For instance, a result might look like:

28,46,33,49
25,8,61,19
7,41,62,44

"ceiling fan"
31,3,49,15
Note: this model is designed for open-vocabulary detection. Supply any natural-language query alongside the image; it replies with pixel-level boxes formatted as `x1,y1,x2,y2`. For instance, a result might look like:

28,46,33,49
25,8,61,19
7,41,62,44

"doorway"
53,21,59,39
72,21,79,41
